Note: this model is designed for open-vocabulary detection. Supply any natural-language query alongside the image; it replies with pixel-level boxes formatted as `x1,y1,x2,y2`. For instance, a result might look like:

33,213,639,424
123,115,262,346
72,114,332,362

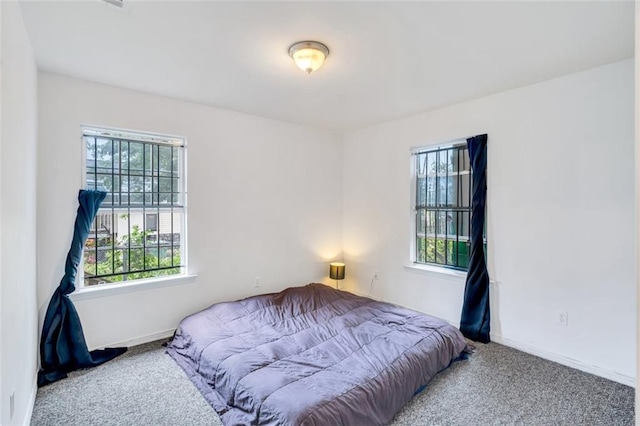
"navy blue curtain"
459,134,491,343
38,190,127,386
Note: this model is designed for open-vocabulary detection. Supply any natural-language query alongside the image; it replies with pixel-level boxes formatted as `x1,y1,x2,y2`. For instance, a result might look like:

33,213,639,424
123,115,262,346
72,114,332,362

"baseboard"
490,333,635,388
349,288,635,388
93,328,176,351
22,370,37,426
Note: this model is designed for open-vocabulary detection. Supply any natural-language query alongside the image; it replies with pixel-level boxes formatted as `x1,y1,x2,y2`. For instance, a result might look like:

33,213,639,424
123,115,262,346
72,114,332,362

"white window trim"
78,125,190,295
71,274,198,301
403,263,466,280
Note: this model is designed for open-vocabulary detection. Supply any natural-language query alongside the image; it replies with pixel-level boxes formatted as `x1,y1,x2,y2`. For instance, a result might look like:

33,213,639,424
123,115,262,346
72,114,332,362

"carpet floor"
31,340,634,425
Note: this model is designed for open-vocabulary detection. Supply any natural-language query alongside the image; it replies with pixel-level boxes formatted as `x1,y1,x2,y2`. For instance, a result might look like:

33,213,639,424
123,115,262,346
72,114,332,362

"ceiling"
20,1,634,132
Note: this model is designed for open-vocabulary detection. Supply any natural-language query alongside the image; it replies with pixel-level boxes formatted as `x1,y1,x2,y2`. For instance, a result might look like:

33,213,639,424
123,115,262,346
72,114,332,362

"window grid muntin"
84,132,185,286
415,144,472,271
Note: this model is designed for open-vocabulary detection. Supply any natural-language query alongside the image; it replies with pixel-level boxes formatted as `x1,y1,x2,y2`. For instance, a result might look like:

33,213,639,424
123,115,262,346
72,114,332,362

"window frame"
410,137,476,274
77,125,190,294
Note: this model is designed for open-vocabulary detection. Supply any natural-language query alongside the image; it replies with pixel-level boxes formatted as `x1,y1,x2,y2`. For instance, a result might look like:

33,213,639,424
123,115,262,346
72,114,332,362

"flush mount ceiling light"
288,41,330,74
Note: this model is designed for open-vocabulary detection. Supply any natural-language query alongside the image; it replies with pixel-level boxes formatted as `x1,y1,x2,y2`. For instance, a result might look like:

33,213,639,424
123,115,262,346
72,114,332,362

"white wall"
37,73,343,350
635,0,639,405
1,2,39,425
343,60,635,385
1,2,4,416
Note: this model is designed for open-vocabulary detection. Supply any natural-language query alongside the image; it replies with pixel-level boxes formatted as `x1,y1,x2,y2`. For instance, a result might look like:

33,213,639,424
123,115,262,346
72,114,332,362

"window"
145,213,158,232
413,141,482,271
82,127,186,287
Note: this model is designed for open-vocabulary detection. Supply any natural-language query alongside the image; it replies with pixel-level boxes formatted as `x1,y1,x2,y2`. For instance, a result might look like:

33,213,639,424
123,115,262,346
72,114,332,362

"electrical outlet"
254,277,261,288
557,311,568,326
10,390,15,420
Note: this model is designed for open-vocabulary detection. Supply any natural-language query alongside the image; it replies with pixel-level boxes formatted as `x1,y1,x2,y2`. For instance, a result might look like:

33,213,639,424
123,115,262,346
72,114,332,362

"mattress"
167,283,470,425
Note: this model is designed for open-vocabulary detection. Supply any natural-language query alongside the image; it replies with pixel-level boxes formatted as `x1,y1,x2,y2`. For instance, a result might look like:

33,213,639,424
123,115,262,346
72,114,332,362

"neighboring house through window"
413,140,484,271
82,126,186,286
145,213,158,232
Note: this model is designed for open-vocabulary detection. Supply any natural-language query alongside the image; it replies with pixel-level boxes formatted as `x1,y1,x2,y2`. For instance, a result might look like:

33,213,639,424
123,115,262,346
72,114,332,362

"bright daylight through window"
414,142,484,271
82,127,186,287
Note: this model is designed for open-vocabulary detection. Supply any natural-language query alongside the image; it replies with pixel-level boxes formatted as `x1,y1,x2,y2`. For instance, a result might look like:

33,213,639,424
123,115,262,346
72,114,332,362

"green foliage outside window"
85,225,180,284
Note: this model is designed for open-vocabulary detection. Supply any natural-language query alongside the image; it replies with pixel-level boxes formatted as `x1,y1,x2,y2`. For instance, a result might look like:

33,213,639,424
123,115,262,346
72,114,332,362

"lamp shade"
329,262,345,280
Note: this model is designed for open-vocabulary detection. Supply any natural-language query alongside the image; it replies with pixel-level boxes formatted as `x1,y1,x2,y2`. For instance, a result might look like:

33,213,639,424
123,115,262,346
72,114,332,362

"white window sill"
403,263,467,280
70,274,197,301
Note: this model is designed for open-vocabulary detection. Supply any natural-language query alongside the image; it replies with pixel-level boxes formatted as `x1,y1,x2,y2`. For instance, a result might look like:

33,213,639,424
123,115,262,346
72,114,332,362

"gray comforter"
167,283,470,426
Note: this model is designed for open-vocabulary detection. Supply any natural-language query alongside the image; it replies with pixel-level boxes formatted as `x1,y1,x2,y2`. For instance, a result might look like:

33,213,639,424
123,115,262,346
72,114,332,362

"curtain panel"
459,134,491,343
38,190,126,386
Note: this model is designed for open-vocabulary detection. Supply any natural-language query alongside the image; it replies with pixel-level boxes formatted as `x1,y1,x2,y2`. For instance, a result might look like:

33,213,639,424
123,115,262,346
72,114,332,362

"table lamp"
329,262,345,289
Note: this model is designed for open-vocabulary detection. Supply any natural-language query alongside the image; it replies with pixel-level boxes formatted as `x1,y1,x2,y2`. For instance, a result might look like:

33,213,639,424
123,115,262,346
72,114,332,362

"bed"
167,283,470,425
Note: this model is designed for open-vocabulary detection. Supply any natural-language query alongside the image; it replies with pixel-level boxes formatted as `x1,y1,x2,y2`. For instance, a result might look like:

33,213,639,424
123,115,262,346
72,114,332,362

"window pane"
159,177,172,193
416,210,425,235
461,173,471,208
127,249,145,272
435,236,447,265
425,237,435,263
426,210,435,236
464,148,471,172
436,211,446,236
130,193,144,204
119,175,129,193
451,148,460,174
416,177,426,207
86,137,96,169
143,177,152,197
439,150,449,174
96,235,113,276
173,147,180,172
116,209,181,273
418,153,426,176
413,144,479,270
84,211,117,285
159,146,174,177
112,175,120,194
120,142,129,175
83,130,186,286
426,152,436,206
449,176,459,208
129,176,144,193
129,142,144,175
144,144,153,177
426,183,436,207
416,237,426,263
427,151,437,175
112,193,127,205
95,173,112,191
145,213,158,232
83,237,98,283
460,211,470,240
446,240,456,266
437,176,450,207
95,138,112,175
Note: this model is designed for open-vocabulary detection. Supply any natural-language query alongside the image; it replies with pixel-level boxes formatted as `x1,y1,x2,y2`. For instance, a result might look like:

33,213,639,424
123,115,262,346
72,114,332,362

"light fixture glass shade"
289,41,329,74
329,262,345,280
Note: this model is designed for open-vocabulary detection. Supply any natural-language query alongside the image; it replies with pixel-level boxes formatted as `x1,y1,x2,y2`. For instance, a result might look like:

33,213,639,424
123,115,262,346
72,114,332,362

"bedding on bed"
167,283,470,426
